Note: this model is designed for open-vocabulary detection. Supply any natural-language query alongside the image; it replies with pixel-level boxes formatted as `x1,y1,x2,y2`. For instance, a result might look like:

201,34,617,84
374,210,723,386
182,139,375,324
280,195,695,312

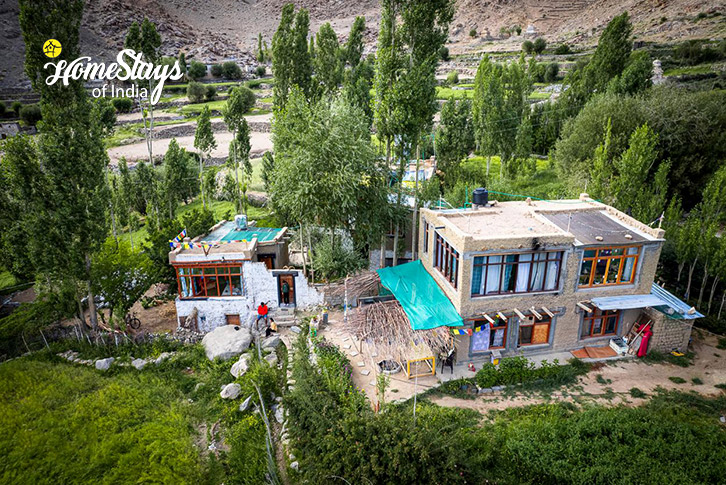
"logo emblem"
43,39,62,58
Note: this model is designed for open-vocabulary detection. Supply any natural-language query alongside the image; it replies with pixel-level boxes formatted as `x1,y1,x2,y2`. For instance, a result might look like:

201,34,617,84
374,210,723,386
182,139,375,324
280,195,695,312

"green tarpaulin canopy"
377,260,463,330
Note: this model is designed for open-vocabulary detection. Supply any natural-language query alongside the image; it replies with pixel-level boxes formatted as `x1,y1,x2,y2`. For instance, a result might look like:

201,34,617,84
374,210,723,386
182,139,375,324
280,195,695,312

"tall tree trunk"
308,226,315,282
708,276,719,314
300,222,307,277
685,257,698,299
411,145,420,260
77,295,86,327
146,79,155,165
233,128,241,213
718,292,726,320
379,235,386,269
85,255,98,331
486,155,491,176
200,156,206,210
697,262,709,307
677,262,685,282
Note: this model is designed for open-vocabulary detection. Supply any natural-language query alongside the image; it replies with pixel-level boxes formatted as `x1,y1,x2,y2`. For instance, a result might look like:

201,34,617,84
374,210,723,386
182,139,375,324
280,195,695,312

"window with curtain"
434,232,459,289
581,309,620,338
518,315,551,346
578,246,640,287
176,265,244,299
471,251,563,296
470,317,508,351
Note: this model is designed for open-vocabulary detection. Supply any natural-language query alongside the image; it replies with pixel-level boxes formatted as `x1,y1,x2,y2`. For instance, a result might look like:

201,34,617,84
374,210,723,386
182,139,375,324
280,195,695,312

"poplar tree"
291,8,313,99
194,106,217,209
472,56,504,176
163,139,195,219
15,0,110,330
272,3,295,110
435,98,474,187
345,16,366,68
315,23,343,96
223,87,249,212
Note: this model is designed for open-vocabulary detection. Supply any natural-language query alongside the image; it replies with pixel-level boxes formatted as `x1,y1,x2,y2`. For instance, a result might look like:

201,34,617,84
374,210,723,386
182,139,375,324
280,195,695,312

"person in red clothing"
257,302,269,325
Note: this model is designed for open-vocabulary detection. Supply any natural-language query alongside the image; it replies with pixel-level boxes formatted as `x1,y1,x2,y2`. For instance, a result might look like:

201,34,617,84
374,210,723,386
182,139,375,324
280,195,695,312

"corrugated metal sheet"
541,210,650,245
650,283,705,320
590,293,666,310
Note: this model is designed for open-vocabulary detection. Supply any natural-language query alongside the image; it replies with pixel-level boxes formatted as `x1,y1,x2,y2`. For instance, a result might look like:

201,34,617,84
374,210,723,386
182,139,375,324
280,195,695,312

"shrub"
186,81,206,103
439,46,450,61
669,376,687,384
255,65,266,77
11,101,22,115
554,44,572,55
446,70,459,85
19,104,41,125
233,86,257,113
0,100,5,115
716,383,726,390
544,62,559,82
717,337,726,349
475,362,499,388
469,28,477,37
204,85,217,101
187,60,207,80
222,61,242,80
533,37,547,54
210,63,224,77
692,377,704,385
311,236,366,281
112,97,133,113
522,40,534,54
629,387,647,398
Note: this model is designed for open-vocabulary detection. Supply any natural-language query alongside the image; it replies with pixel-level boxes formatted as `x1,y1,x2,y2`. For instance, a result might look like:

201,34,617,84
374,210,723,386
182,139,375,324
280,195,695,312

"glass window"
472,251,563,296
579,246,641,287
176,265,244,299
434,232,459,289
582,309,620,338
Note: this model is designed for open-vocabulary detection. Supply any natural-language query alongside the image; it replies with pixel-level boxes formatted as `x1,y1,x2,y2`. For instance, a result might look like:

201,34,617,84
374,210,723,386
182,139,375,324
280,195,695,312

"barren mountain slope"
1,0,723,89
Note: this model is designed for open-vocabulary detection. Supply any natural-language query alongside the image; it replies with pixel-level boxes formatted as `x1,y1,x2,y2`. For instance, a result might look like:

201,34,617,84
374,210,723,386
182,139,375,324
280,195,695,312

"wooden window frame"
175,263,245,299
578,246,641,288
469,317,509,351
471,251,563,296
518,315,552,347
581,309,620,338
422,219,429,253
434,232,459,289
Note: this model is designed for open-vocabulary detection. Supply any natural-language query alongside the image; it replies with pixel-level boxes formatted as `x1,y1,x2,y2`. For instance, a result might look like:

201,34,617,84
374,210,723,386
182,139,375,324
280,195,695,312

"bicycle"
125,312,141,330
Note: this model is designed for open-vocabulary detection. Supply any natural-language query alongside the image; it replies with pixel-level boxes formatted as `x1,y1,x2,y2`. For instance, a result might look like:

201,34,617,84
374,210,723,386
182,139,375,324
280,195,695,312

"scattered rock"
360,369,370,376
155,352,173,364
262,335,281,349
202,325,253,361
220,383,242,399
290,326,302,334
95,357,115,371
264,352,278,367
131,358,148,370
274,405,284,423
290,461,299,471
230,354,251,378
239,396,253,412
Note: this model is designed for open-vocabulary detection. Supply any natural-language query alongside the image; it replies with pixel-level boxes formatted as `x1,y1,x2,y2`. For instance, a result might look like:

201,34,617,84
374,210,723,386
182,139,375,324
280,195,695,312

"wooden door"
278,274,295,306
258,254,275,270
226,314,240,326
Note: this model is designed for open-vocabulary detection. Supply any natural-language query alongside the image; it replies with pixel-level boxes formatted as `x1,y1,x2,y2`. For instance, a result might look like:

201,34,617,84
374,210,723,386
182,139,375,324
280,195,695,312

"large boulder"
202,325,253,361
220,383,242,399
230,354,251,378
261,335,281,349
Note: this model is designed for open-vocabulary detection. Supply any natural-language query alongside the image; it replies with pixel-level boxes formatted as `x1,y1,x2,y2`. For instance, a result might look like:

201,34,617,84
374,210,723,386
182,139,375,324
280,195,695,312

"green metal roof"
377,260,463,330
202,222,283,243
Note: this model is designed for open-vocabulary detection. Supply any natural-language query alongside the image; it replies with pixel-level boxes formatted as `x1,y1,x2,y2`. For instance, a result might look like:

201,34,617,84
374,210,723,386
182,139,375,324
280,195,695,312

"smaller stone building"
169,219,322,333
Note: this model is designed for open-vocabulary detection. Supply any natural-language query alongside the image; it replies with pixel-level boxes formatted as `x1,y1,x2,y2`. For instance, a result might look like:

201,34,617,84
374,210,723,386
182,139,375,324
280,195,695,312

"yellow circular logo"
43,39,62,58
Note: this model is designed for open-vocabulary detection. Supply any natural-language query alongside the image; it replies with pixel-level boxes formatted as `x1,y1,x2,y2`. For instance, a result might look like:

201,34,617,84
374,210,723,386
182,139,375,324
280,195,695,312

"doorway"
277,273,296,306
258,254,275,270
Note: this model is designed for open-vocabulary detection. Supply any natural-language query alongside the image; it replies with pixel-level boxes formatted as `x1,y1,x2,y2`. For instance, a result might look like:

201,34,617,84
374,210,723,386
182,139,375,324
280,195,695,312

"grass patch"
663,64,716,76
420,377,479,400
595,374,612,385
669,376,687,384
0,270,20,293
691,377,704,385
179,99,229,115
629,387,647,398
435,86,474,99
642,350,695,367
716,337,726,350
715,383,726,390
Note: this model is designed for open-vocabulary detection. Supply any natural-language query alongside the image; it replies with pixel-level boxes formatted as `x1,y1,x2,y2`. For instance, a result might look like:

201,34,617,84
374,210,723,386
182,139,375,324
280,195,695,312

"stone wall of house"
645,308,693,353
175,297,254,333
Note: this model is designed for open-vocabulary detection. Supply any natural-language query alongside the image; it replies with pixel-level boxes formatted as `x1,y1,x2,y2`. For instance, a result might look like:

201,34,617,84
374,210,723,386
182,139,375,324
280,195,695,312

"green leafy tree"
228,119,252,214
257,33,266,63
345,16,366,68
343,57,374,129
533,37,547,54
315,23,344,96
186,81,205,103
194,106,217,209
163,139,197,219
261,151,275,193
272,3,296,110
16,0,110,330
292,8,313,99
608,50,652,95
224,87,254,212
178,51,187,78
522,40,534,54
435,98,474,187
187,60,207,80
92,239,153,325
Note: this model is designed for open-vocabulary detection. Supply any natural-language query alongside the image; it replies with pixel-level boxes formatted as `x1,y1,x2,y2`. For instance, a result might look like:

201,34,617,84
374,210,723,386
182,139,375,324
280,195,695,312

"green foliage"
204,85,217,101
222,61,242,80
669,376,687,384
260,151,274,193
180,207,215,239
533,37,547,54
187,60,207,80
673,39,724,66
692,377,704,385
555,44,572,55
272,3,297,109
717,337,726,350
439,45,450,61
436,97,474,187
629,387,647,398
226,414,268,484
91,238,153,324
163,138,198,218
522,41,534,54
19,103,41,125
255,65,266,77
475,357,591,389
210,63,224,77
446,70,459,85
642,350,695,367
111,97,133,113
0,100,6,115
345,16,366,68
186,81,206,103
469,28,477,37
544,62,559,82
11,101,22,115
608,50,652,95
315,22,344,96
312,235,366,281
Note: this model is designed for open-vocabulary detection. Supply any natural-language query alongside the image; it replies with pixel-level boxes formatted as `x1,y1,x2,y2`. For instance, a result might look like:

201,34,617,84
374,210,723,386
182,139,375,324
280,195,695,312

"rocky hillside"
1,0,723,88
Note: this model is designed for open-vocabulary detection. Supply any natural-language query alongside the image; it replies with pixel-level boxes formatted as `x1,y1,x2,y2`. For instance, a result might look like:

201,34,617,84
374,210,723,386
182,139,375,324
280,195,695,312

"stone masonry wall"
645,308,693,353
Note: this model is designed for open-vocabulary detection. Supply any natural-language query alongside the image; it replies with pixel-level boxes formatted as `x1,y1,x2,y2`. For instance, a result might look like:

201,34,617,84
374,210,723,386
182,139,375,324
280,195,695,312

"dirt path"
431,331,726,413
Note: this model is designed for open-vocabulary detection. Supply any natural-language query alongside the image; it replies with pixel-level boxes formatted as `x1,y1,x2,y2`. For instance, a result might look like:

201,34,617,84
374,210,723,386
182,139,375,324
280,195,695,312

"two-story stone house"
413,194,702,362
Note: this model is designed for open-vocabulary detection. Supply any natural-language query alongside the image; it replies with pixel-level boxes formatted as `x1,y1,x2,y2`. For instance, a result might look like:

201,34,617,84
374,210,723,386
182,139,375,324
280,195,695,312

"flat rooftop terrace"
203,222,284,243
433,197,664,245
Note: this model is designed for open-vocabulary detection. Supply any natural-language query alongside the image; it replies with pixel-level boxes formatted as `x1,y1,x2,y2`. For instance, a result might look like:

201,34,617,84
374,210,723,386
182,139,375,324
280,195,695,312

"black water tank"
472,188,489,206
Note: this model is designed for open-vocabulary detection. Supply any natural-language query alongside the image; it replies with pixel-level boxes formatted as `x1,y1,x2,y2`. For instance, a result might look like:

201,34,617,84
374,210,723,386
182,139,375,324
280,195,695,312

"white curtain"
516,253,532,292
531,253,546,291
471,325,490,352
486,256,502,294
545,260,559,290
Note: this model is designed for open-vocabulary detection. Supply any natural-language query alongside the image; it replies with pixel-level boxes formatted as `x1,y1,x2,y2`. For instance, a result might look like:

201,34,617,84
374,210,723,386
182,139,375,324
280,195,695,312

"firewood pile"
344,299,452,362
326,271,381,303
